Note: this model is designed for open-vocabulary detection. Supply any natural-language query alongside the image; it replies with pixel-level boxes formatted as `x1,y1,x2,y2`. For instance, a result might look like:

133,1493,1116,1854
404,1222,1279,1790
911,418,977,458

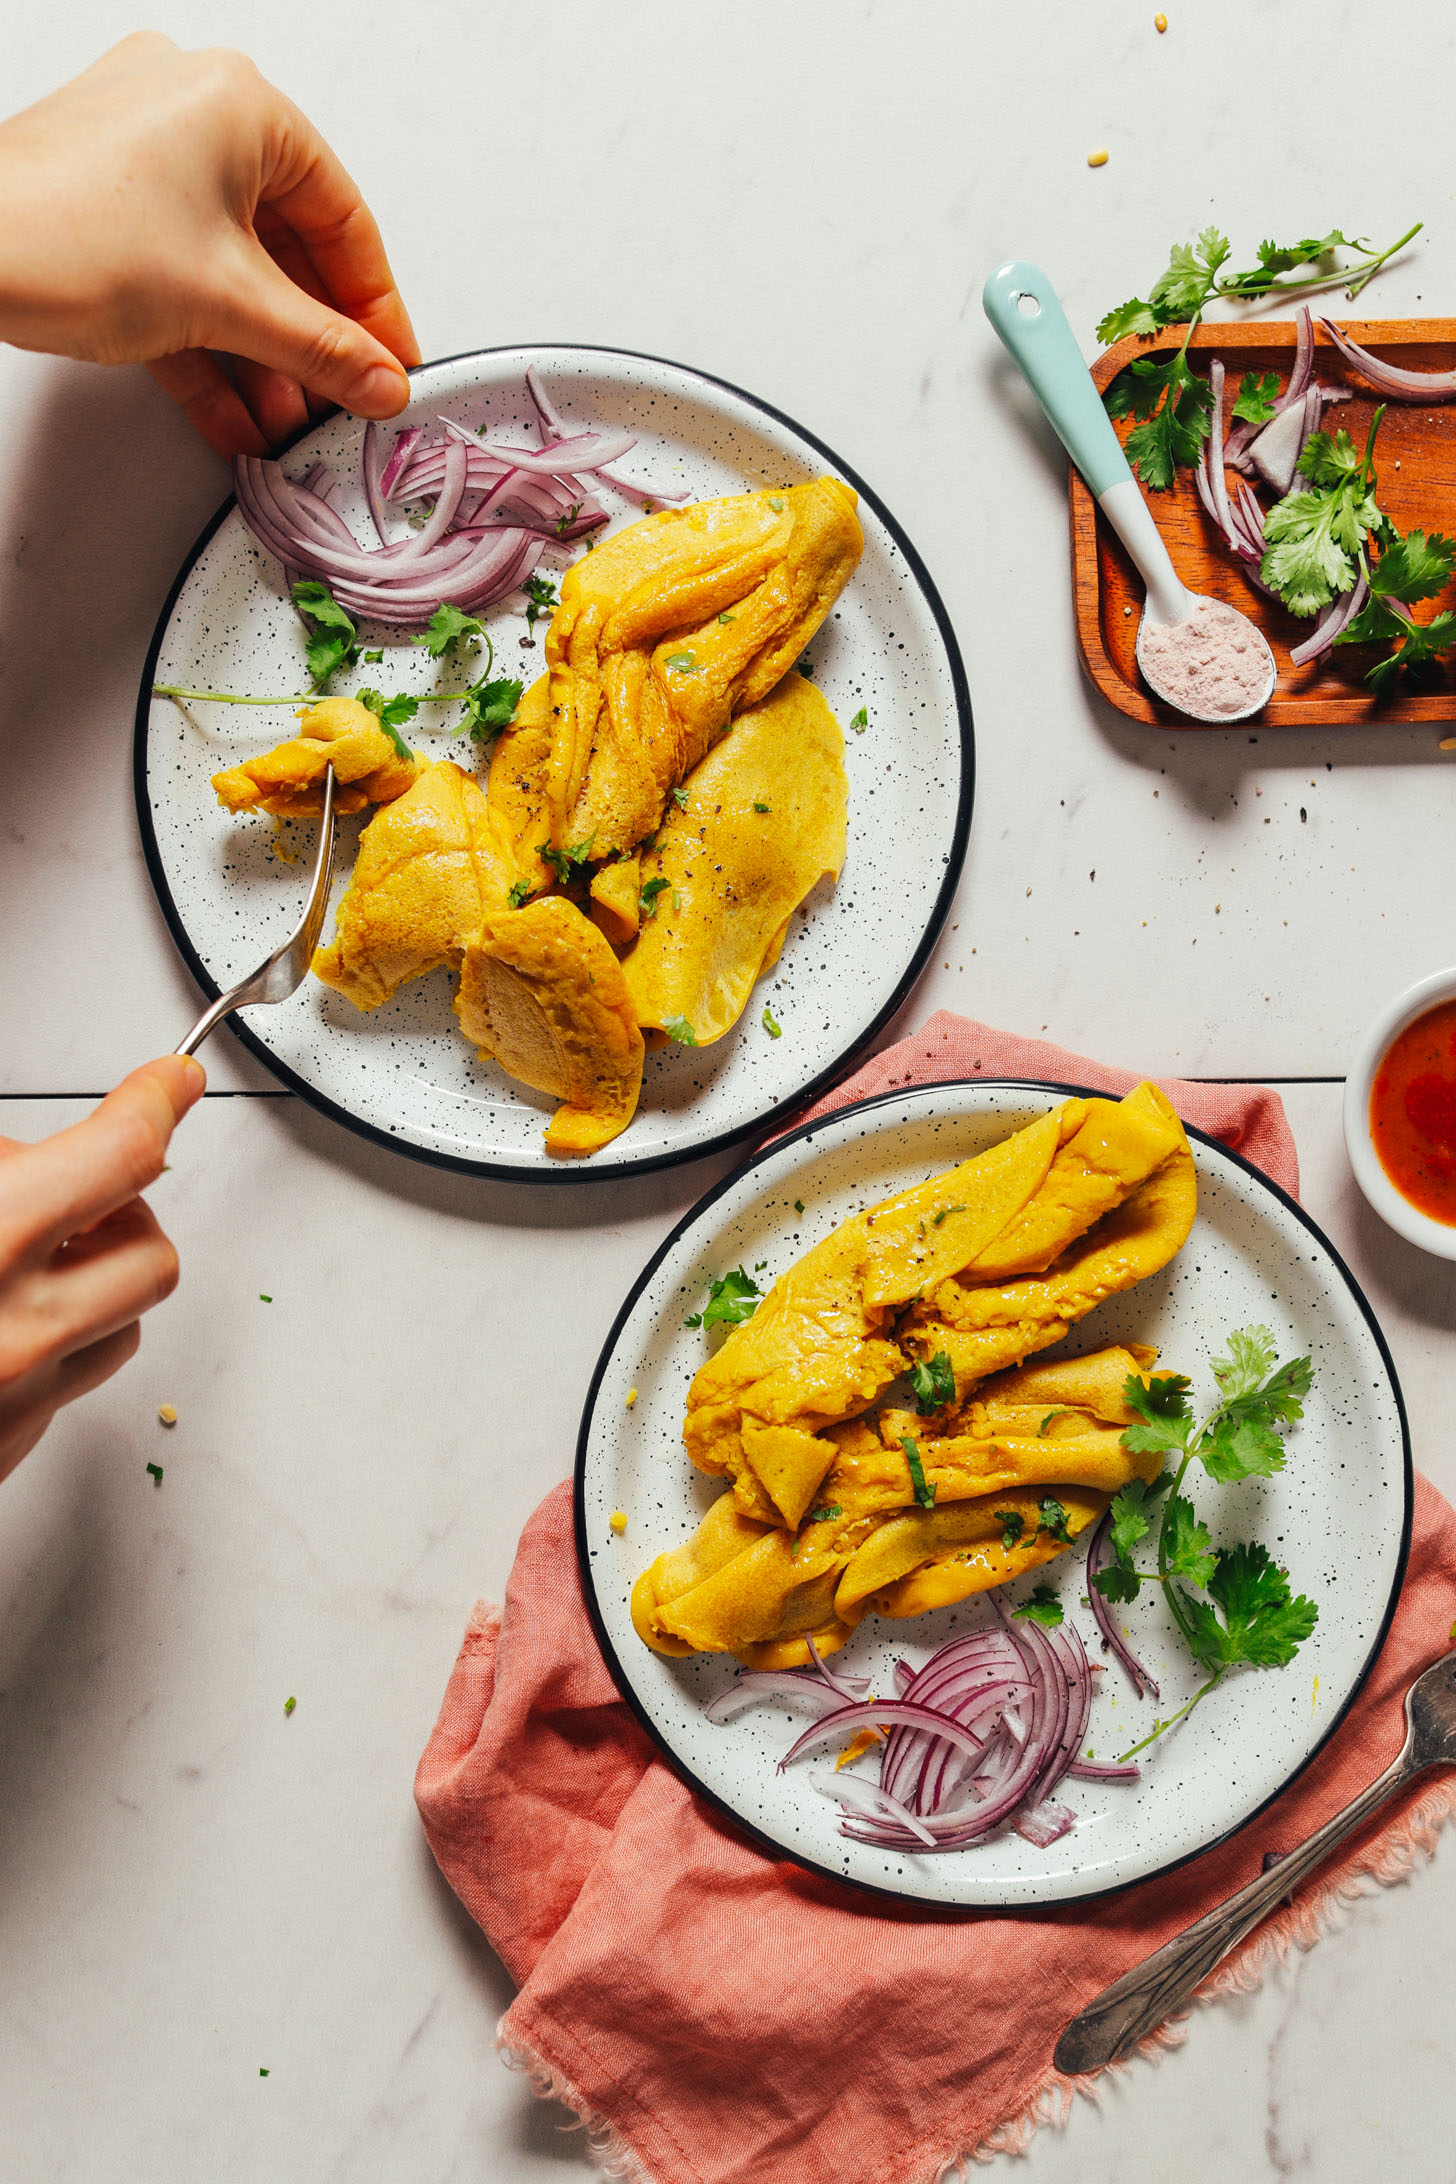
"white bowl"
1344,965,1456,1257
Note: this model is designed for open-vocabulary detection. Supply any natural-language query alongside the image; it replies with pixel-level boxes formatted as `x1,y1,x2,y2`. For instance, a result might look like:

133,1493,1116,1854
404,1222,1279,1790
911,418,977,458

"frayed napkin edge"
494,1772,1456,2184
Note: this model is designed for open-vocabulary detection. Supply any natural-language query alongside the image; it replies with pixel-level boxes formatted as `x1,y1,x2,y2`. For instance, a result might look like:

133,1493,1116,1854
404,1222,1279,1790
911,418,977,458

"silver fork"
175,765,338,1058
1055,1649,1456,2076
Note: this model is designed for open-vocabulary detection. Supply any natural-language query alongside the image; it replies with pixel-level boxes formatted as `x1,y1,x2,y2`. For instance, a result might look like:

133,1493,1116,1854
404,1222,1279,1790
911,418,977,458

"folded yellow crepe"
213,695,419,817
634,1087,1196,1664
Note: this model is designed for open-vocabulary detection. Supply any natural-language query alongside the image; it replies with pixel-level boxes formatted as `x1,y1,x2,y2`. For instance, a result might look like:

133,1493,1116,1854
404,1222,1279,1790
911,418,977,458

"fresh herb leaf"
849,707,868,734
1121,350,1214,490
908,1350,955,1415
672,786,689,810
805,1503,843,1524
414,604,484,657
665,650,700,674
793,1198,805,1216
1091,1557,1142,1604
762,1003,782,1038
753,801,771,813
1120,1371,1194,1459
686,1267,761,1331
537,836,596,885
931,1204,966,1227
995,1509,1025,1551
1012,1585,1064,1628
461,674,522,744
507,878,534,909
1095,294,1163,346
899,1434,936,1509
1179,1542,1318,1671
146,1461,163,1483
639,876,671,920
1108,1471,1172,1561
1037,1407,1071,1437
1363,525,1456,604
361,648,384,664
357,689,419,759
523,574,558,632
1037,1496,1073,1545
1232,369,1282,426
291,579,358,685
1162,1493,1218,1586
1262,412,1389,617
664,1016,698,1045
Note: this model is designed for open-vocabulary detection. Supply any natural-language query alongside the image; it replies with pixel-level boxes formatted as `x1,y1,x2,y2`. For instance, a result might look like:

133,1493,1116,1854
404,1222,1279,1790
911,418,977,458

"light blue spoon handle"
983,260,1189,625
982,259,1134,497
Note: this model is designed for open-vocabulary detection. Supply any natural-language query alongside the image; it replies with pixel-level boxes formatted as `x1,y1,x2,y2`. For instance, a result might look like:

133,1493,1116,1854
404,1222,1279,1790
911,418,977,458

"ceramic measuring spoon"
983,260,1275,723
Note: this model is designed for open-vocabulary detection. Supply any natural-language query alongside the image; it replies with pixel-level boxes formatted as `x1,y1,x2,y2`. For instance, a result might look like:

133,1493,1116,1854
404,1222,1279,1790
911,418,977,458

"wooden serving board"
1075,316,1456,727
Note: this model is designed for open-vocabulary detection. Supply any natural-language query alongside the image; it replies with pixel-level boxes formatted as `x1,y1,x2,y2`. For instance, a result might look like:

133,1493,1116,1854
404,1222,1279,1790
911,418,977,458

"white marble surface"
4,2,1456,2179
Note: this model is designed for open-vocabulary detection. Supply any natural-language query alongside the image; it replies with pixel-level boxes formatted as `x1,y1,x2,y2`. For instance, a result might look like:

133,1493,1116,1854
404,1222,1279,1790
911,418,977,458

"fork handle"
1053,1743,1421,2076
176,990,237,1058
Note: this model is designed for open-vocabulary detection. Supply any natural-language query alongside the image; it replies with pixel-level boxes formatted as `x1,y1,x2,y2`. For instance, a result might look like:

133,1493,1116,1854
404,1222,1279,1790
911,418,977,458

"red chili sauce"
1370,998,1456,1225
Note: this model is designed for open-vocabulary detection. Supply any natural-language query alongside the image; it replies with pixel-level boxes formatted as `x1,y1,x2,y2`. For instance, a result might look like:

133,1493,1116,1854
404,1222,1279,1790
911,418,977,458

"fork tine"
175,765,339,1059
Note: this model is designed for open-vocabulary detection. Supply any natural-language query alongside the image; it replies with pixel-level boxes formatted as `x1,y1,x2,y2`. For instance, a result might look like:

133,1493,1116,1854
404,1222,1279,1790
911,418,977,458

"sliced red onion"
779,1698,998,1774
1014,1798,1077,1848
809,1769,937,1848
1205,360,1236,546
1321,319,1456,399
1248,397,1313,496
1085,1512,1160,1699
1226,306,1317,469
524,363,687,505
1067,1757,1140,1781
806,1634,865,1701
1289,570,1369,667
361,421,390,546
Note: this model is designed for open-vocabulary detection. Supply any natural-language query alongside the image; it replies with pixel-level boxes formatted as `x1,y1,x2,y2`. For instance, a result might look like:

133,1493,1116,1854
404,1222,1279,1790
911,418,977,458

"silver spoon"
175,765,338,1057
1055,1648,1456,2076
983,260,1276,723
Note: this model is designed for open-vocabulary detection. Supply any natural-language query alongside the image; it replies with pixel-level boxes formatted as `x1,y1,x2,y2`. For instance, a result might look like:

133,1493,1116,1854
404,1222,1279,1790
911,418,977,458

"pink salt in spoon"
984,260,1276,723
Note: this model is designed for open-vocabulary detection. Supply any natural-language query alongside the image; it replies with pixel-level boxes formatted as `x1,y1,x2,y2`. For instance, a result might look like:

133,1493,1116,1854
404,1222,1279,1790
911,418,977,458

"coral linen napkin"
417,1014,1456,2183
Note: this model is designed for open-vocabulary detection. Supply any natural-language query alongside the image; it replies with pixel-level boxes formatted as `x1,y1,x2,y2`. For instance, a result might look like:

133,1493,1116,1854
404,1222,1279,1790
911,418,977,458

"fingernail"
177,1055,207,1107
346,363,410,417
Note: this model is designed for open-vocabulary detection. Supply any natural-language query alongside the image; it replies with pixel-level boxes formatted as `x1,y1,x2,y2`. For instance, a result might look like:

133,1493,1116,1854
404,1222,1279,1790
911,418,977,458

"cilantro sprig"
686,1268,762,1331
1098,222,1420,490
1333,525,1456,695
1260,410,1392,617
1094,1327,1318,1761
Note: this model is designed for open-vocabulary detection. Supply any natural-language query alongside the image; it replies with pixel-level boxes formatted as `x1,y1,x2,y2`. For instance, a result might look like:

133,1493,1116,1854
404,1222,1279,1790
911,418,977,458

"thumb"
8,1056,205,1259
210,240,413,419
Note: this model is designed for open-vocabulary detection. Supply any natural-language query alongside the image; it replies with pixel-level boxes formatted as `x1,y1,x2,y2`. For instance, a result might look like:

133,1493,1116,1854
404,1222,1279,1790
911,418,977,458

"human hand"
0,1056,205,1486
0,32,420,458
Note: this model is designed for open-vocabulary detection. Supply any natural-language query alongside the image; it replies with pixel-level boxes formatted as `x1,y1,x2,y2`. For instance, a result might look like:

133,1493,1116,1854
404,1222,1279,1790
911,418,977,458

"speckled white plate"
134,345,971,1180
576,1079,1411,1907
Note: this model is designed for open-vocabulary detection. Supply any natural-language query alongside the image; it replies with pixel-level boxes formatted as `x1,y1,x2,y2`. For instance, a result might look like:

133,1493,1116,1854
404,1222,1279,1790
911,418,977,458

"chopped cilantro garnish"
717,610,735,625
507,878,534,909
753,801,771,813
1037,1496,1074,1545
793,1198,805,1215
931,1204,965,1227
523,574,558,631
664,1016,698,1045
1037,1408,1070,1436
639,876,672,919
537,835,596,885
665,650,700,674
805,1504,843,1524
1012,1585,1064,1628
361,648,384,664
672,786,689,810
762,1004,782,1038
995,1509,1024,1551
908,1350,955,1415
146,1462,163,1484
849,708,868,734
899,1434,936,1508
284,1696,296,1716
259,1294,272,1303
686,1267,762,1330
